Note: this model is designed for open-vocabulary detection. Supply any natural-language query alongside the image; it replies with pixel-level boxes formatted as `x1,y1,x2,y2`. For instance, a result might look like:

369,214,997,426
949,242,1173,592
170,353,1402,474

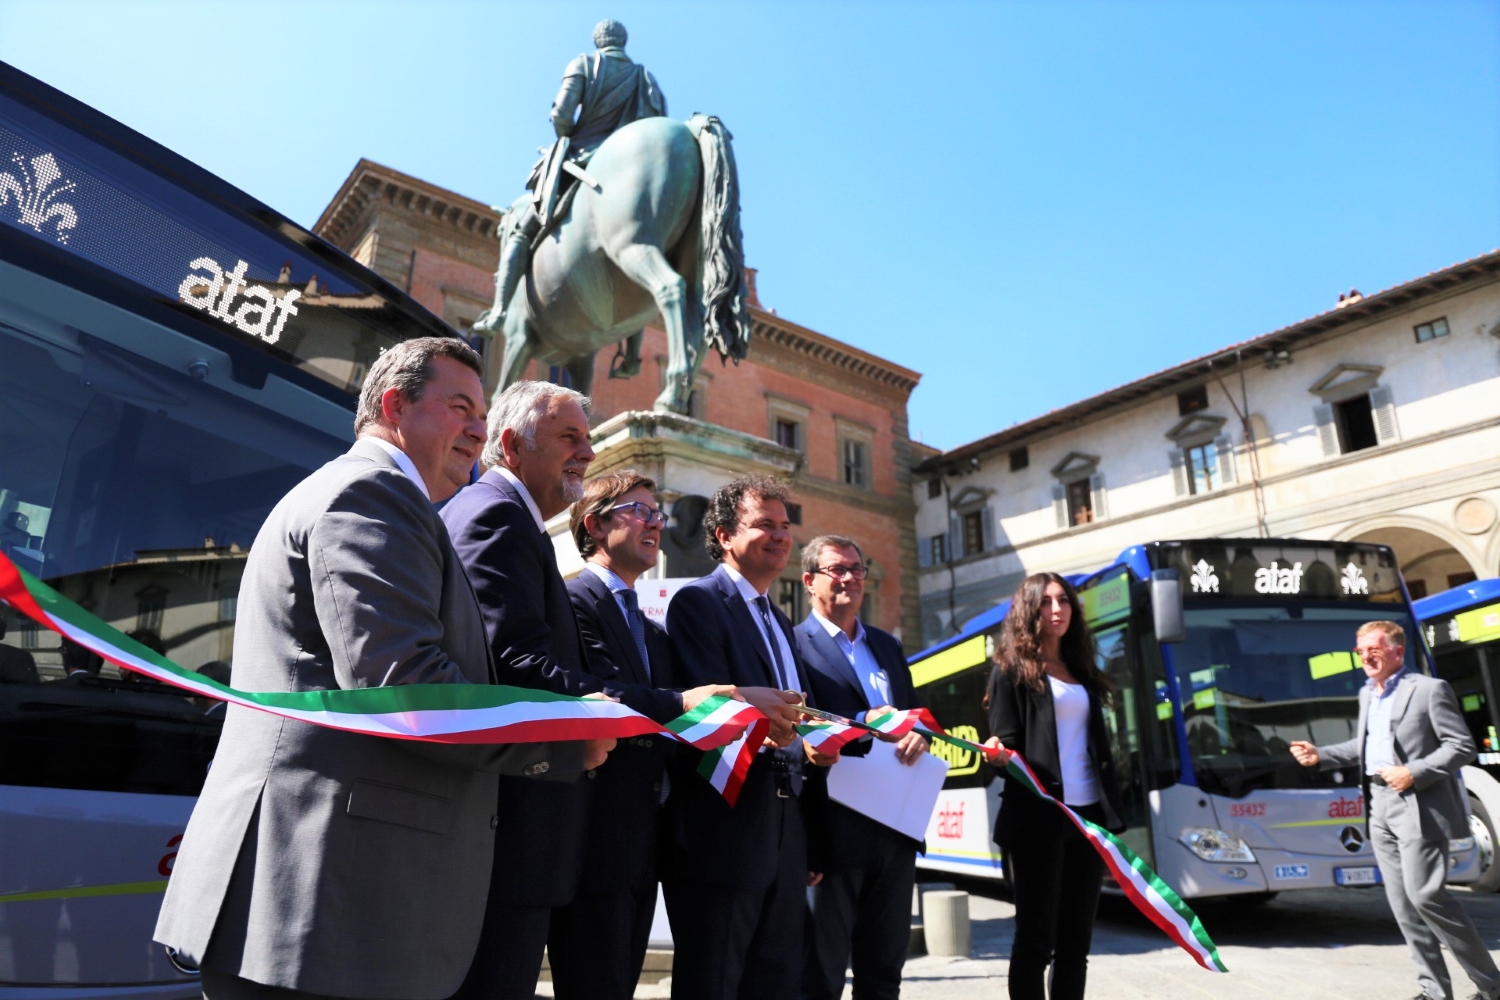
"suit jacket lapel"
713,567,779,687
802,619,868,708
1390,672,1417,761
585,570,651,685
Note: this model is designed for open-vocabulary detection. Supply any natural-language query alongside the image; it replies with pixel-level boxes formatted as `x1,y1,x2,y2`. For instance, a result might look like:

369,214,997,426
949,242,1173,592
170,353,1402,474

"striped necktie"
617,587,651,683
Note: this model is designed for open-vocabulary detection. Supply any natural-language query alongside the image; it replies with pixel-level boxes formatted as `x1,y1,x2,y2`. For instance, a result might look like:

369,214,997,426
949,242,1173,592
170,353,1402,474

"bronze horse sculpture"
474,114,751,414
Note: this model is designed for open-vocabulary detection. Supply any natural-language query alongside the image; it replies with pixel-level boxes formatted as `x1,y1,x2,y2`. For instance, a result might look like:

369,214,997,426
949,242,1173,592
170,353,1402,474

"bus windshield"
1173,603,1417,798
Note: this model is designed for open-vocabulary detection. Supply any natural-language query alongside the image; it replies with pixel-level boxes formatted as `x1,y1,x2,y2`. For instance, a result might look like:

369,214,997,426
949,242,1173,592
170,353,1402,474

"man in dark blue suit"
554,468,759,1000
440,380,619,1000
662,474,822,1000
796,534,928,1000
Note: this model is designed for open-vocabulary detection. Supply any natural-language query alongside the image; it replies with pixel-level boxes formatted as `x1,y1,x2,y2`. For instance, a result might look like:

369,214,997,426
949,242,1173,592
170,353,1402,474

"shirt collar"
364,437,430,501
1370,665,1410,697
811,608,864,647
494,467,547,533
584,561,630,594
721,562,768,601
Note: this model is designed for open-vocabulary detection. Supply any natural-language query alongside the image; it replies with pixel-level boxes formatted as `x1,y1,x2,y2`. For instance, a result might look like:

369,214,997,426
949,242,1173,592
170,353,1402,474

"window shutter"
1051,483,1067,530
1089,473,1108,521
1215,435,1237,485
918,536,932,568
1369,386,1399,444
982,506,996,550
1169,449,1189,497
947,515,960,559
1314,404,1340,458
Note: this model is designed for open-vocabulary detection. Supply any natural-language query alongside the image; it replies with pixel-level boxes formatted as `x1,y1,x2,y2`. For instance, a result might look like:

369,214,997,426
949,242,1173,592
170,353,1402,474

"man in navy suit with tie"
796,534,927,1000
662,474,824,1000
556,470,783,999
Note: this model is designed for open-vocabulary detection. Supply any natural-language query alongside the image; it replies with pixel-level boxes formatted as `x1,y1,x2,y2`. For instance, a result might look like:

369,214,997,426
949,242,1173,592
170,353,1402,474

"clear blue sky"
2,1,1495,450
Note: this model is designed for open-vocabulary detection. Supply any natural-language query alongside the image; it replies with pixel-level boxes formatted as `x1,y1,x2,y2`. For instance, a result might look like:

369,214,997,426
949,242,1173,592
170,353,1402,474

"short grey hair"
593,19,627,49
354,336,484,435
481,380,591,468
801,534,864,577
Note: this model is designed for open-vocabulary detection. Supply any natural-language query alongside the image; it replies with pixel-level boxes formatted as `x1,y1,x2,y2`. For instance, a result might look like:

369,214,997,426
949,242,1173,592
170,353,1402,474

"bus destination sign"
1151,541,1402,603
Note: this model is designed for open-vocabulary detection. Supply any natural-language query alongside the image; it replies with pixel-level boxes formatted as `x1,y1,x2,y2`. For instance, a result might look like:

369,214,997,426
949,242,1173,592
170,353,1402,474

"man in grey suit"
155,337,610,1000
1291,620,1499,1000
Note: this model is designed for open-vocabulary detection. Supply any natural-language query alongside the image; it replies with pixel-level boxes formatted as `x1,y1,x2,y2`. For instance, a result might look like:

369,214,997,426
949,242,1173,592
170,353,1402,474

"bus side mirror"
1151,569,1186,643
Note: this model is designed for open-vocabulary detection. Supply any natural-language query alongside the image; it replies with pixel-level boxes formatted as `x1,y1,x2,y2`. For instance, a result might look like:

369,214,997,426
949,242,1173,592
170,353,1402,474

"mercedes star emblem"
1340,826,1365,852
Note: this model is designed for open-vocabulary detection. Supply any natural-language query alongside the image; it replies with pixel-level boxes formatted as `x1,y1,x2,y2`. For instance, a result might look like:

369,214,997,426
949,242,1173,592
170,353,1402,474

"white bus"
0,61,463,997
913,539,1480,900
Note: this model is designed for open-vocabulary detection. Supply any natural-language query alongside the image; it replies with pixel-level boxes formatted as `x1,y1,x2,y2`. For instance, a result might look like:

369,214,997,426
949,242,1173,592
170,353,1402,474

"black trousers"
450,903,551,1000
801,840,917,1000
1004,801,1107,1000
548,881,658,1000
663,793,807,1000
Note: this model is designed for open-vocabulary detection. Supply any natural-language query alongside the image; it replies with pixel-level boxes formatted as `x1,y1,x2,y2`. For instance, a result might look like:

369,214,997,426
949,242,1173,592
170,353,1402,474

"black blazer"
986,662,1126,844
797,615,922,869
663,565,816,890
567,568,680,894
441,470,595,907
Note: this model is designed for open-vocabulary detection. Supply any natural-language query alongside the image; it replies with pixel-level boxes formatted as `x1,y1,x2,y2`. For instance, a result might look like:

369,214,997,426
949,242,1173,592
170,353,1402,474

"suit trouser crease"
549,883,658,1000
1003,801,1107,1000
1371,784,1500,1000
802,842,916,1000
665,793,807,1000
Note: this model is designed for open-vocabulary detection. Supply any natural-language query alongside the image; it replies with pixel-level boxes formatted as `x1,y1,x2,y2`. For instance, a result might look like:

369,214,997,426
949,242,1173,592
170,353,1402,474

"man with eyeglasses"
1291,621,1498,1000
555,470,783,1000
795,534,927,1000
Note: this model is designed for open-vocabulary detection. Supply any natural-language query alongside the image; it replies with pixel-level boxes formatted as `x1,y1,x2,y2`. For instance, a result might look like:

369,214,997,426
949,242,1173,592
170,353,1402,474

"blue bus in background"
1415,579,1500,891
911,538,1481,901
0,61,458,997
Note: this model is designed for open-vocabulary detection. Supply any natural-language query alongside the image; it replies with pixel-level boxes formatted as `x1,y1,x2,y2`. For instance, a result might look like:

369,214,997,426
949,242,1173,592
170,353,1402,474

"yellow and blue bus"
912,538,1480,900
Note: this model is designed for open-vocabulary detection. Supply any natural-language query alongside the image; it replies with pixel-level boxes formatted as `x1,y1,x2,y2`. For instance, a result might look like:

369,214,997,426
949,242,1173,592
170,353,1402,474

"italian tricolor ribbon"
0,552,759,758
922,725,1228,973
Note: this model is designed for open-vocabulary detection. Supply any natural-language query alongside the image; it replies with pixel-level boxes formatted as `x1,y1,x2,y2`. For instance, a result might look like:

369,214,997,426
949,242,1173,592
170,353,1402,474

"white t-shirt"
1049,674,1101,807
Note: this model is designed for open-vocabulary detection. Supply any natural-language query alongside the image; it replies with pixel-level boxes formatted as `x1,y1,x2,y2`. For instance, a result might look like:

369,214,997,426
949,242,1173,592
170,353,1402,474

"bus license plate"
1336,866,1381,886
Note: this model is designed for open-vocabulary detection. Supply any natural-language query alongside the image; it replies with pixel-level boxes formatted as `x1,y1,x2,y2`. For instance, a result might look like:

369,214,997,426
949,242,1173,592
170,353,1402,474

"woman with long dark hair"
983,572,1125,1000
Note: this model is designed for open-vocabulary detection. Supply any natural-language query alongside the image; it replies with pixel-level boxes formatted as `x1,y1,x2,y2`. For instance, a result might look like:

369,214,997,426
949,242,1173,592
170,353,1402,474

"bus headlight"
1179,827,1256,863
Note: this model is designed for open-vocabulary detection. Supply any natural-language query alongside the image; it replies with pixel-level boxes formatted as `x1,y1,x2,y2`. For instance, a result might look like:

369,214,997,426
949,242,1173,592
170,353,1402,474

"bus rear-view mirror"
1151,569,1186,643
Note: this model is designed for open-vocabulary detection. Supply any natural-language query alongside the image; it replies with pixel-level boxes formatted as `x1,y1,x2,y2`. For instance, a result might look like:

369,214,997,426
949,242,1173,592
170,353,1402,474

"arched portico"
1338,515,1482,599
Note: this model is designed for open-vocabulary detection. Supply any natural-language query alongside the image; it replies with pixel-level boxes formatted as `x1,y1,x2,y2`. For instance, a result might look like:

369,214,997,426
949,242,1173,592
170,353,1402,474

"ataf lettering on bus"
1329,796,1363,819
158,833,184,877
177,256,302,344
936,801,964,839
1254,561,1305,595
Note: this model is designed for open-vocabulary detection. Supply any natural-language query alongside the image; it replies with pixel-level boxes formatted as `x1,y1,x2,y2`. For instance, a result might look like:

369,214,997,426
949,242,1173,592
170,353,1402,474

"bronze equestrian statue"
474,20,751,414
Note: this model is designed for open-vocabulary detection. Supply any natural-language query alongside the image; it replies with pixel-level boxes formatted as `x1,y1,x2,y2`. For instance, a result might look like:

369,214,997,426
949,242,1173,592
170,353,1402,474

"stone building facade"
314,159,924,648
913,250,1500,648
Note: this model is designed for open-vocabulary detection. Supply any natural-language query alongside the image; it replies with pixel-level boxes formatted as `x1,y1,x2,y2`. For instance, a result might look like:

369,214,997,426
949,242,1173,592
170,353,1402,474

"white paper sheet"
826,738,950,841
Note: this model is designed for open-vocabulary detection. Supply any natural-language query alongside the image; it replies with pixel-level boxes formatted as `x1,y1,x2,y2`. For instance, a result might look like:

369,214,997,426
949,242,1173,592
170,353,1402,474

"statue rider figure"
486,19,667,377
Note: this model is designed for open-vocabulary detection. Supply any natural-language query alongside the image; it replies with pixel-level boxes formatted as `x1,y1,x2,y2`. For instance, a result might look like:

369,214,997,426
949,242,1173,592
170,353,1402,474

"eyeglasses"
608,501,667,527
814,564,868,580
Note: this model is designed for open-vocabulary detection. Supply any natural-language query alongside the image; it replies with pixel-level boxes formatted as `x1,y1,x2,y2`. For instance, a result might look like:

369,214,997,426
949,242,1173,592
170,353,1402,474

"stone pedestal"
548,410,801,580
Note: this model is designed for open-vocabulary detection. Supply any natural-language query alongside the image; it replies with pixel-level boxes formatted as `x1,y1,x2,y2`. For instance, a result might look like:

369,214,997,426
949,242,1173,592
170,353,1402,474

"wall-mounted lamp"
1262,347,1292,369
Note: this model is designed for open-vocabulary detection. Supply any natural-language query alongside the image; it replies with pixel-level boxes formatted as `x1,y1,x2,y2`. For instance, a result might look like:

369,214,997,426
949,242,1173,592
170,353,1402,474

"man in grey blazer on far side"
1292,620,1499,1000
154,338,611,1000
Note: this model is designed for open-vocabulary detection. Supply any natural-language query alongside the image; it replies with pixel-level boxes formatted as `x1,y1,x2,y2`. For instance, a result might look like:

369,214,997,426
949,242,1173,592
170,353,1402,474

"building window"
546,365,573,389
930,533,947,564
1333,394,1380,453
218,595,237,623
1066,479,1094,526
785,502,802,525
927,477,942,499
1450,571,1478,590
776,578,803,623
842,438,868,489
1185,441,1218,495
136,585,167,635
775,418,800,451
1009,447,1029,472
20,618,38,649
1177,385,1209,416
961,510,984,557
1414,317,1450,343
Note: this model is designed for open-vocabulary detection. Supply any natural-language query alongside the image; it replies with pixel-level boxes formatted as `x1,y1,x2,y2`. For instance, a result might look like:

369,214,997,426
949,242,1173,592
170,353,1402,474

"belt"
769,751,804,799
1369,773,1388,787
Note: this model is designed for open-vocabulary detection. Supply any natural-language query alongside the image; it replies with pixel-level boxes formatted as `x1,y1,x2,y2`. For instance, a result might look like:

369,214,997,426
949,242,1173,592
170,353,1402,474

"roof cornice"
917,248,1500,474
750,309,921,396
313,158,501,250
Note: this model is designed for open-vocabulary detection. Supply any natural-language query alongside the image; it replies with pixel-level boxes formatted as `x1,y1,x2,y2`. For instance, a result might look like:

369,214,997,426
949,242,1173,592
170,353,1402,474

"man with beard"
441,380,617,1000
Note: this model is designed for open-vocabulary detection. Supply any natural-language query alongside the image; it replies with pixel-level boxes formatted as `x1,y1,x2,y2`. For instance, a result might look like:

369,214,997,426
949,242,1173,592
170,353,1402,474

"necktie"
618,588,651,683
754,595,790,690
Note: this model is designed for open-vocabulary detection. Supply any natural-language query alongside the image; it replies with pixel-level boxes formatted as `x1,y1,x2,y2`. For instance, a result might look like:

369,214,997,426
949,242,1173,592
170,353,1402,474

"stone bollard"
921,889,971,957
